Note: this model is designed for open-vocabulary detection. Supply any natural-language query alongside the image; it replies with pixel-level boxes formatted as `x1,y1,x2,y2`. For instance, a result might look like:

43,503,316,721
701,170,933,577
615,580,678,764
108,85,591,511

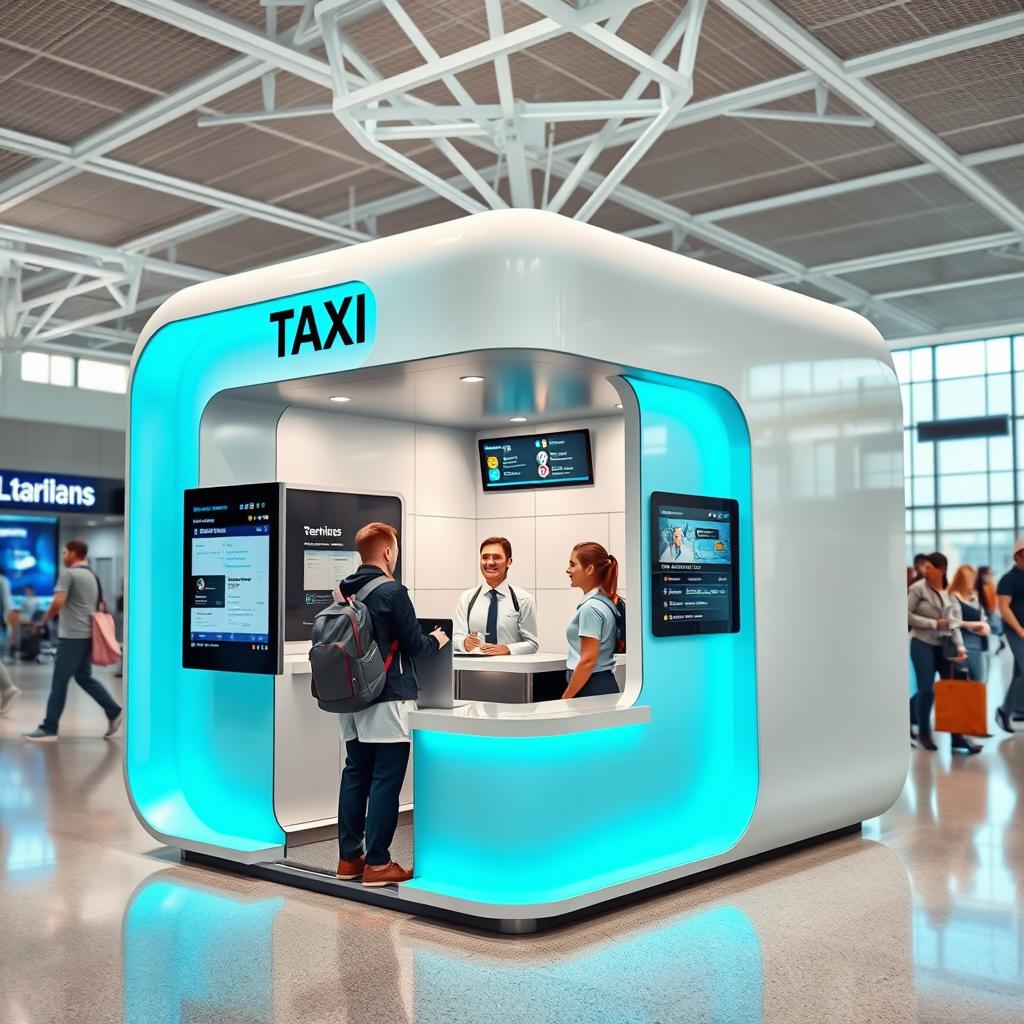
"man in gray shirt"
23,539,122,741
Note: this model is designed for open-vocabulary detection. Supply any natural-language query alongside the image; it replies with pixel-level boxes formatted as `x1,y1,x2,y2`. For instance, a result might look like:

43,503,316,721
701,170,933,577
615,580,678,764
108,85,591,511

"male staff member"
453,537,539,655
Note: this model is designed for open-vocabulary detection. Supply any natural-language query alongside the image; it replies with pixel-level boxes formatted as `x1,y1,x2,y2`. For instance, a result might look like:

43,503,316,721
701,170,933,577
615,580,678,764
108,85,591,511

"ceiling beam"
716,0,1024,237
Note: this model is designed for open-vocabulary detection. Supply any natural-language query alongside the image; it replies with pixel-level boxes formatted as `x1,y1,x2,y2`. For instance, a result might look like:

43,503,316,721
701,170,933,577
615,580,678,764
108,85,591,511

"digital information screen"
284,489,402,640
650,492,739,637
0,514,58,600
182,482,282,674
478,429,593,491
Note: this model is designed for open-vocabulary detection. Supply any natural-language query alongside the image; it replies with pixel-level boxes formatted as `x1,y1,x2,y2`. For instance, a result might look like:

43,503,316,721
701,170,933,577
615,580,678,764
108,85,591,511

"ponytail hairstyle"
572,542,619,602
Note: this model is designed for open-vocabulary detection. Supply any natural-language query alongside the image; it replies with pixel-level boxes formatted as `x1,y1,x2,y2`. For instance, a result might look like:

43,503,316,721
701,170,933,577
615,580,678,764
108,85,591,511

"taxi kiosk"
124,210,908,931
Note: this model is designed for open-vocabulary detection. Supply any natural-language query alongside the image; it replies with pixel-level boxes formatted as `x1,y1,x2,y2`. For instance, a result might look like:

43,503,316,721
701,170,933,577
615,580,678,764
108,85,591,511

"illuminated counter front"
124,209,908,928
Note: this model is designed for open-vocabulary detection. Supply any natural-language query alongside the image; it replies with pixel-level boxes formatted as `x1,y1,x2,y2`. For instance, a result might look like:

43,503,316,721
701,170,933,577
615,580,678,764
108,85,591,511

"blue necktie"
485,589,499,644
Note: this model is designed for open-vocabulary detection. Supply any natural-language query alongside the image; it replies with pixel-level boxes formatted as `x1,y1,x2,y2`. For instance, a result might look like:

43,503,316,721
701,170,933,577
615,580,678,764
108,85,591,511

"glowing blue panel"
406,372,759,906
126,282,376,852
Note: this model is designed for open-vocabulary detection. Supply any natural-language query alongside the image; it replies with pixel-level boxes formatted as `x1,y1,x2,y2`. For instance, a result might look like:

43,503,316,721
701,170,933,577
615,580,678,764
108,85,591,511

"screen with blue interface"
650,492,739,637
182,482,281,674
478,429,593,491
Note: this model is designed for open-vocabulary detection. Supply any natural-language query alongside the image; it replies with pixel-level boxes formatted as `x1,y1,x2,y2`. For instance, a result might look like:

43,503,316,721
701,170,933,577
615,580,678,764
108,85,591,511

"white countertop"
408,697,649,737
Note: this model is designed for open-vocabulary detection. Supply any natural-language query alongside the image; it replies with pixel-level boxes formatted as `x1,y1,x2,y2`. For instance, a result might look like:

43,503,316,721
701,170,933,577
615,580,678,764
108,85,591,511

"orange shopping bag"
934,677,987,736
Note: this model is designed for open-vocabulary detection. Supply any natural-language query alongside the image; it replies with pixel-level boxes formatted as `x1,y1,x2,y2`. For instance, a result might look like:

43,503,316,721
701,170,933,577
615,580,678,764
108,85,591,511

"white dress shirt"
452,577,539,655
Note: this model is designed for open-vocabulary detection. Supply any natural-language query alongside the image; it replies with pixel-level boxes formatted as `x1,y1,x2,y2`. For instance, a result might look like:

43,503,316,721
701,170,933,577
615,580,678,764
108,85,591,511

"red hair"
572,542,619,601
355,522,398,561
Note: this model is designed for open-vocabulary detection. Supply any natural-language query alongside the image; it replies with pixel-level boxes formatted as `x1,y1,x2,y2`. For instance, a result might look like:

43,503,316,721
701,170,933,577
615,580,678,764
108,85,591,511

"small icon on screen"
488,468,501,482
486,456,499,469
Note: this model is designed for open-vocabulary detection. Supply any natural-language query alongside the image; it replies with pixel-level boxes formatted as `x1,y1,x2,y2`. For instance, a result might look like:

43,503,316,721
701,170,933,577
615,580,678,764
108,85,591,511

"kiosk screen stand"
183,481,282,673
650,491,740,637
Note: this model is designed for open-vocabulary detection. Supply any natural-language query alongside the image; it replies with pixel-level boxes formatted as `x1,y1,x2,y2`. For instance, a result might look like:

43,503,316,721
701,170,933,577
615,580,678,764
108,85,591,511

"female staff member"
908,552,980,755
562,542,622,699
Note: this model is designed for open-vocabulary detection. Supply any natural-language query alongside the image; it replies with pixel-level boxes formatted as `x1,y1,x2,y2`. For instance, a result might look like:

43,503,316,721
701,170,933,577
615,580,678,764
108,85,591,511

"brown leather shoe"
362,862,413,887
336,855,365,880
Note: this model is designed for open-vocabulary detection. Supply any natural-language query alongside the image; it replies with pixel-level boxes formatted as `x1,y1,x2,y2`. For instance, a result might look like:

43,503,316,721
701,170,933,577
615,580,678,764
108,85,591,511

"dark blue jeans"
565,668,620,698
41,637,121,735
338,739,410,866
1001,630,1024,716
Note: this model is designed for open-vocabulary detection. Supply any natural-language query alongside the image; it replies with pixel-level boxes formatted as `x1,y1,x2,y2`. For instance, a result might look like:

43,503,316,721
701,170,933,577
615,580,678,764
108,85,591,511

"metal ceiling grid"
777,0,1024,59
981,155,1024,205
871,37,1024,143
728,172,1009,245
173,217,329,273
1,170,211,246
0,150,36,178
2,0,105,52
0,61,154,145
689,2,801,100
895,276,1024,327
2,0,1024,360
843,248,1024,296
42,5,239,96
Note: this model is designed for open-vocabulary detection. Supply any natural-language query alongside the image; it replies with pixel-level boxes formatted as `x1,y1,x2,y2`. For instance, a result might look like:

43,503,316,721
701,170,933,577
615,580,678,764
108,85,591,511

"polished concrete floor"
1,658,1023,1023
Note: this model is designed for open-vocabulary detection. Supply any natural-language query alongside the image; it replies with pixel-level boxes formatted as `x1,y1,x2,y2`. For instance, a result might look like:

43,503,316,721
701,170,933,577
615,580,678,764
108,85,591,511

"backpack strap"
465,585,483,621
354,575,391,602
508,585,519,612
382,639,400,671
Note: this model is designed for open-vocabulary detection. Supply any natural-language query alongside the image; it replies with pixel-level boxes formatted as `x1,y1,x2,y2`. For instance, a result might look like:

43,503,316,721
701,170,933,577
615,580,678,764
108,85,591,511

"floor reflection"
121,840,914,1024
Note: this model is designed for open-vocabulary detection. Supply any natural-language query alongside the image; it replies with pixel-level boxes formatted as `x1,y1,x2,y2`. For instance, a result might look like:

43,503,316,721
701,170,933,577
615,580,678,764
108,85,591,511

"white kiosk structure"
125,210,907,931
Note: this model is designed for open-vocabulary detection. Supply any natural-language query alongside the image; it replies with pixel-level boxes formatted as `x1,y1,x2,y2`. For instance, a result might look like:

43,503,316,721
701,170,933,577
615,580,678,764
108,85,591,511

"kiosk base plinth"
179,822,862,935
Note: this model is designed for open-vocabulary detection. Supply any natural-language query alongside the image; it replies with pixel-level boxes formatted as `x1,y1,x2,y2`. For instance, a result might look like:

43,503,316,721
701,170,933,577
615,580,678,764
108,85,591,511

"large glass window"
895,335,1022,570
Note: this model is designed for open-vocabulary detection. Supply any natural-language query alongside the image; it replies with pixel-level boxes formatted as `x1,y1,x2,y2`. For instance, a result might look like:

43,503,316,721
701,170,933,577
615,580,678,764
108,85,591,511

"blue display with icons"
478,428,593,491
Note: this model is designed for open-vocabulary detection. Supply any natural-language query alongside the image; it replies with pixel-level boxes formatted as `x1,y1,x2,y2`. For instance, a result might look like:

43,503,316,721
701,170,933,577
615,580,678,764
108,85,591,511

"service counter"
454,652,626,703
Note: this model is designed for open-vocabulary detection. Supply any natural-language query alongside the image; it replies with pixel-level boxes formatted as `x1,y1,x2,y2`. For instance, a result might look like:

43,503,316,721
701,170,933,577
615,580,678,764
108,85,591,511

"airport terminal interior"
2,1,1024,1020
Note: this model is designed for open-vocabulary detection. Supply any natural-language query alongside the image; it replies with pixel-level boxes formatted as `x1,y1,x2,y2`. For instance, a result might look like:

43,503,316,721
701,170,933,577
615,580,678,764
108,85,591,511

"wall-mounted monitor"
284,488,402,641
182,482,282,674
650,492,740,637
0,514,58,599
478,428,593,491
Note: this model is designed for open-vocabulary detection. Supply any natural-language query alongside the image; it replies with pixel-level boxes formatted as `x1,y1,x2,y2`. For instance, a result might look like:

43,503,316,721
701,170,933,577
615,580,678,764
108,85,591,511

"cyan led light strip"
126,282,376,853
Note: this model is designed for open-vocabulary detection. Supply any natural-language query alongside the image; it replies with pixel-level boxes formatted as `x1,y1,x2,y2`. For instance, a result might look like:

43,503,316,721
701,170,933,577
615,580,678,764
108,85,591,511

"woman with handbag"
908,552,981,755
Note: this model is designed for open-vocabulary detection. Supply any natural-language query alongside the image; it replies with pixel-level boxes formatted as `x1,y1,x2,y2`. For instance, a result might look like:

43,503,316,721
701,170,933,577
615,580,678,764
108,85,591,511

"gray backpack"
308,577,399,713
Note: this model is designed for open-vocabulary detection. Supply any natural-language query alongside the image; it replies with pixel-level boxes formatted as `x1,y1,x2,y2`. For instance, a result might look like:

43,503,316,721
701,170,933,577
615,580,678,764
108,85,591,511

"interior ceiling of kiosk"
229,351,625,431
5,1,1024,363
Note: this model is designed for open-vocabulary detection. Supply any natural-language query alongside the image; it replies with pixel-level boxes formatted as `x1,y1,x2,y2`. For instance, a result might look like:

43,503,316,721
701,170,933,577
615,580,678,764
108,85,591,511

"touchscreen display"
182,482,282,674
650,492,739,637
478,429,593,491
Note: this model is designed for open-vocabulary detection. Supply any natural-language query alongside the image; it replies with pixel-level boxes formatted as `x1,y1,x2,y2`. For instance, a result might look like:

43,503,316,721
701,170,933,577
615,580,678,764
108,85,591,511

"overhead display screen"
0,514,58,599
284,488,402,641
650,492,740,637
478,429,593,491
182,482,282,674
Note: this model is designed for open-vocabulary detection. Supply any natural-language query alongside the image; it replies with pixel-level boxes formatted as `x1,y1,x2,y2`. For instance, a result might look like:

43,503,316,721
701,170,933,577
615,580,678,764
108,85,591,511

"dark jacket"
339,564,439,703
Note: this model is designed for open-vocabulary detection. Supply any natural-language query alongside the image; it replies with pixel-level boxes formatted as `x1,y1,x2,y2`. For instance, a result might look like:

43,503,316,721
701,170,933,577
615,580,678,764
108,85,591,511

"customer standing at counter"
335,522,449,887
453,537,539,655
562,542,622,699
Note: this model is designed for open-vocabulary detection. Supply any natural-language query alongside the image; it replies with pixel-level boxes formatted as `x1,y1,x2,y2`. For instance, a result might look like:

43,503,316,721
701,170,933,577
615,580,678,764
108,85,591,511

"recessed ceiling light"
510,416,527,423
329,395,351,403
615,403,623,409
460,375,485,383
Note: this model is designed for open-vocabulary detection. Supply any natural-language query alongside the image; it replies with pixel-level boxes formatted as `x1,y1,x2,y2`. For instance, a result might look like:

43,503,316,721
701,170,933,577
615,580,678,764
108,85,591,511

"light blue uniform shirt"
566,589,618,673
